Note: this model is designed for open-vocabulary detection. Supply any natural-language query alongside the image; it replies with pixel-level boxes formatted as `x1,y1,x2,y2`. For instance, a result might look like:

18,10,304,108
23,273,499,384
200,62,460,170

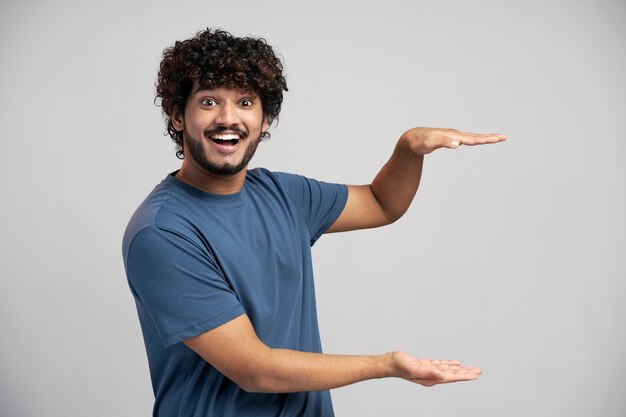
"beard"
184,126,261,176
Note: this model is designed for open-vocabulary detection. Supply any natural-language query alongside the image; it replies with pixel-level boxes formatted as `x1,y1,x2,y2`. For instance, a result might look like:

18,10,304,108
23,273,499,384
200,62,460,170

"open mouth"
210,133,241,146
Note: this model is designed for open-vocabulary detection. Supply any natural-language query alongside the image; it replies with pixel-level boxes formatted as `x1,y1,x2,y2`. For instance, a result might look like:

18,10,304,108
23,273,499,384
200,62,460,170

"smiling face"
172,85,268,182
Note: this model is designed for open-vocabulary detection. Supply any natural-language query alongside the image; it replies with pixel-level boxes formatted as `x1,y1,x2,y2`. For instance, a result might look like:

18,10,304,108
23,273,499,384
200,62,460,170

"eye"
239,99,254,107
201,98,217,106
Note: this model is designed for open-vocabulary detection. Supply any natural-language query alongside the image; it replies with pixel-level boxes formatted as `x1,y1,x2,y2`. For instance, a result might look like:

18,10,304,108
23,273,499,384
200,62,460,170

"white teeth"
211,134,240,141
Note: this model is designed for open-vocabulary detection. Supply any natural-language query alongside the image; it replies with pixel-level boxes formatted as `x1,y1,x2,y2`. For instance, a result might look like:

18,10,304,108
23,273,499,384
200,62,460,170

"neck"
175,161,248,195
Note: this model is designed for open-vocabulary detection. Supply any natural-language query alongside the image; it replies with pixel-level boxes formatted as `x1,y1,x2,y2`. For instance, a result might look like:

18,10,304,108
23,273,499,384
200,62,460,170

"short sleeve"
125,226,245,347
273,172,348,245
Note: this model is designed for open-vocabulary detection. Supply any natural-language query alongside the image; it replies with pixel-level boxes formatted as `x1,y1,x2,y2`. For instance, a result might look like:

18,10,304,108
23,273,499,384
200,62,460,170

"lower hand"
389,351,483,387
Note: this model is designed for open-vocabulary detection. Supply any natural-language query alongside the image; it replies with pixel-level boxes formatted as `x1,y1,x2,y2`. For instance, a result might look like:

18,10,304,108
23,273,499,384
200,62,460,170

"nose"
214,101,241,126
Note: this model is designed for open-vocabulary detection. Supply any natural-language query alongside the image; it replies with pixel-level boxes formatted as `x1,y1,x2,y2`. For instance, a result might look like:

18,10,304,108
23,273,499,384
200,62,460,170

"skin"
173,85,507,393
171,85,269,194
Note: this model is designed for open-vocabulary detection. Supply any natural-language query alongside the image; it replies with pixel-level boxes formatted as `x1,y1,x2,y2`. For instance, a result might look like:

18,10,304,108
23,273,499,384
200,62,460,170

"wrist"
397,131,425,158
382,352,397,378
397,132,413,152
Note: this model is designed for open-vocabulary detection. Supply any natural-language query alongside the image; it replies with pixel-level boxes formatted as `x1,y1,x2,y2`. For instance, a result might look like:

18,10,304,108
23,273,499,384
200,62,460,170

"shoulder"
247,168,347,204
244,168,301,199
122,174,202,262
247,167,313,193
247,167,291,186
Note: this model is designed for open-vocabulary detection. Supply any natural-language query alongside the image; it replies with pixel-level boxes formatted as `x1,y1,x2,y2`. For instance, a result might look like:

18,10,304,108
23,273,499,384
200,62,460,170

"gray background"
1,0,624,416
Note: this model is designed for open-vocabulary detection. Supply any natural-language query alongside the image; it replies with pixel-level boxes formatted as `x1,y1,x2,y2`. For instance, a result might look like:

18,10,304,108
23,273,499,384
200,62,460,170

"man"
122,28,507,417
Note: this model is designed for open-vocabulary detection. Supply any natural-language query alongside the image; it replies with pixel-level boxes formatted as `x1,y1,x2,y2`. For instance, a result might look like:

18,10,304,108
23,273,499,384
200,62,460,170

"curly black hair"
156,28,288,159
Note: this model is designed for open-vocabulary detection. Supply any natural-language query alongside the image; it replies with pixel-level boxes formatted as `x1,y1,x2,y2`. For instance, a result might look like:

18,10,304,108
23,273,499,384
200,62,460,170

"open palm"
390,351,483,387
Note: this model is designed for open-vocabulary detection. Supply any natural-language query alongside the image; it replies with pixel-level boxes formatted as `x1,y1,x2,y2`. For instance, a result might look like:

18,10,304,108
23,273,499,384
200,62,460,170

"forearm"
327,127,506,233
241,347,482,393
186,299,484,394
370,135,424,223
242,348,394,393
186,315,396,393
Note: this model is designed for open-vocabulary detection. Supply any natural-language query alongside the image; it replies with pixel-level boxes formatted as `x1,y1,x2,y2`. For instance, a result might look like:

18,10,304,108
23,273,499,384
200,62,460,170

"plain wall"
1,0,624,416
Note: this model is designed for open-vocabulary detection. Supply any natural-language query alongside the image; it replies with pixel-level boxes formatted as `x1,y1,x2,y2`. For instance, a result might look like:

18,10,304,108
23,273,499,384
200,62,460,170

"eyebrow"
192,87,258,98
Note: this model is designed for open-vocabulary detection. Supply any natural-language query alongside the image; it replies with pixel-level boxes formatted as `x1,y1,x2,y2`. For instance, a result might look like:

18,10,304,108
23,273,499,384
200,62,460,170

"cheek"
185,118,207,136
248,115,266,132
183,123,205,144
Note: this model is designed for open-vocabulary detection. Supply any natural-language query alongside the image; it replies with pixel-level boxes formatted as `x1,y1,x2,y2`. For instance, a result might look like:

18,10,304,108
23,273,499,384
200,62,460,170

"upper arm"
183,314,271,392
126,226,244,347
326,185,397,233
272,171,348,242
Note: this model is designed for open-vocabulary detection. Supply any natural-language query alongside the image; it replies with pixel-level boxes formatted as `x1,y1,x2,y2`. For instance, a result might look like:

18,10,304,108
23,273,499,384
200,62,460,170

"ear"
261,116,269,134
171,110,185,131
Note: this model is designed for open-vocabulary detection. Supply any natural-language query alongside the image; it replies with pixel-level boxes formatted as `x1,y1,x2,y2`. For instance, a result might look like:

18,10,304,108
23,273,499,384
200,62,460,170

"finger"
463,366,483,375
418,358,479,375
408,371,481,386
446,366,482,376
449,136,461,148
421,358,456,367
438,363,464,371
439,359,461,366
410,357,482,385
439,369,480,382
431,363,482,378
426,134,461,151
456,130,507,138
433,361,463,371
453,129,507,139
451,132,508,147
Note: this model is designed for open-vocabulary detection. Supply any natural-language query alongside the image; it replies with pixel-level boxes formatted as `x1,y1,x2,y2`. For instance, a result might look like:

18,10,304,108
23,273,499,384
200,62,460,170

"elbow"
388,211,405,225
235,373,264,393
227,362,283,393
227,370,263,393
369,186,409,227
236,379,260,393
219,347,284,393
235,373,281,394
380,207,406,227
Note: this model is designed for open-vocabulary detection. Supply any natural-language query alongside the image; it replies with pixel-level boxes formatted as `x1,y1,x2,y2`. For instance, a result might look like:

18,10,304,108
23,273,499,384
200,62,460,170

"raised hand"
389,351,483,387
401,127,507,155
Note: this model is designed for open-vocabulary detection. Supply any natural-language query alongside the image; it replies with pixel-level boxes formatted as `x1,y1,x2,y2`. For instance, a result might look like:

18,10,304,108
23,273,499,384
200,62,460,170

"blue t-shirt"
122,168,348,417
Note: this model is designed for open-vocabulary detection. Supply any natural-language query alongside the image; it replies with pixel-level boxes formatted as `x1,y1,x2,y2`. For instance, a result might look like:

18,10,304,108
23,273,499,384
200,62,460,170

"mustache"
203,126,248,139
